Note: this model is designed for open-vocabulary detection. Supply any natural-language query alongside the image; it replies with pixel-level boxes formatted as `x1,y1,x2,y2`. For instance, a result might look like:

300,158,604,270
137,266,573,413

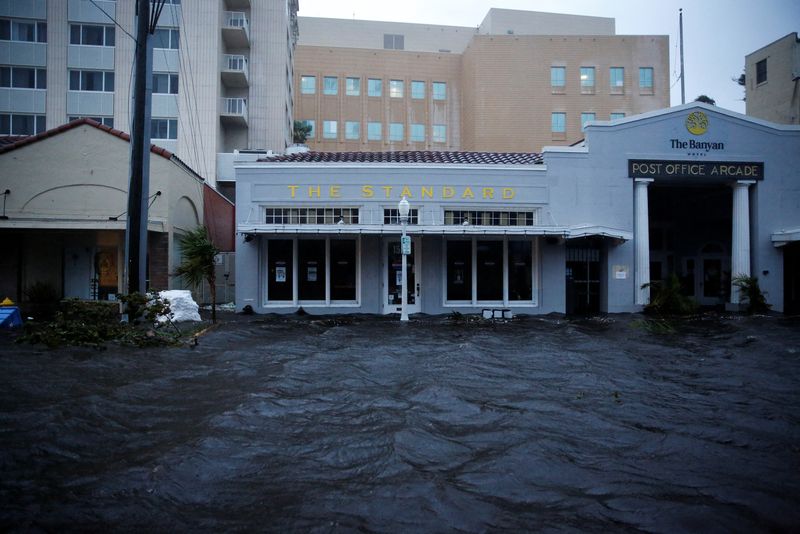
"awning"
237,223,632,241
772,228,800,247
0,218,166,232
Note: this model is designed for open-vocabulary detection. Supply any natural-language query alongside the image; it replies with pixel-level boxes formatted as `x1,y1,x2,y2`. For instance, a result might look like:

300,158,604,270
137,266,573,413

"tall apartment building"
293,9,670,153
0,0,298,186
745,32,800,125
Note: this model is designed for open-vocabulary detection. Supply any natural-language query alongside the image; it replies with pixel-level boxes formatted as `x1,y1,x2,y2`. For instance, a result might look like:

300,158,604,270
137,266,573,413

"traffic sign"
401,236,411,255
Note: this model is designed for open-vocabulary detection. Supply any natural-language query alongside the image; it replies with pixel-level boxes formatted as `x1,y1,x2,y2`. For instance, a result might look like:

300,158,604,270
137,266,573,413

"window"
322,120,337,139
300,75,315,94
432,124,446,143
152,73,178,94
367,78,382,97
69,115,114,127
446,239,537,304
367,121,381,140
383,34,404,50
300,119,315,139
580,67,595,93
580,112,595,130
323,76,338,95
551,66,566,90
0,19,47,43
551,112,566,133
267,239,293,301
265,237,358,304
70,24,115,46
444,211,536,226
389,79,404,98
0,67,46,89
345,77,360,96
756,59,767,84
383,208,419,225
411,80,425,99
0,113,45,135
69,70,114,92
345,121,360,140
610,67,624,92
389,123,404,141
639,67,653,92
151,118,177,139
265,207,359,225
432,82,446,100
410,123,424,142
610,112,625,120
508,241,533,301
152,28,179,49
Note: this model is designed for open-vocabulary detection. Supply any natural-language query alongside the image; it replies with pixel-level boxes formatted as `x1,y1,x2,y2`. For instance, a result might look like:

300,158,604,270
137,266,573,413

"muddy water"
1,313,799,531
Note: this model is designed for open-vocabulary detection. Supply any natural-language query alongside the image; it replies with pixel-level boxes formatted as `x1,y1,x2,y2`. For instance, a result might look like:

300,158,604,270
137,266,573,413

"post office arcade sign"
628,160,764,181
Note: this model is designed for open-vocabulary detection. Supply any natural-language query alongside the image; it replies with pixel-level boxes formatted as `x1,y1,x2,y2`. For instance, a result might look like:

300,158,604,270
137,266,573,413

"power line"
88,0,137,43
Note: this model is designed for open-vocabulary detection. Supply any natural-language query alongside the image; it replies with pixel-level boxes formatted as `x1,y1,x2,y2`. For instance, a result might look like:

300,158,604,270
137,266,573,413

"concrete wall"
478,9,614,36
746,32,800,125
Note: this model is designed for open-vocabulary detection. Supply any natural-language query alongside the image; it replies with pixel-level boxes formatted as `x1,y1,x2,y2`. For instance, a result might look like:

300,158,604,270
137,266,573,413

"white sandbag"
157,290,201,323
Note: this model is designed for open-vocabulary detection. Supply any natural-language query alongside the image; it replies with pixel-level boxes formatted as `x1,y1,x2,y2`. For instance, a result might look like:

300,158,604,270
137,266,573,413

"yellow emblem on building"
685,111,708,135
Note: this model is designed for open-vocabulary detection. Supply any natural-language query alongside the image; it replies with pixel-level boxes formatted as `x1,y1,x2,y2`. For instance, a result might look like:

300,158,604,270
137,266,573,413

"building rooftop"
264,151,544,165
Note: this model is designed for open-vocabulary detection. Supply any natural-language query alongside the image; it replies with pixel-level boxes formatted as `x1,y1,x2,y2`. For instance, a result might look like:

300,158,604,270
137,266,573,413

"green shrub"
642,273,698,316
733,275,771,314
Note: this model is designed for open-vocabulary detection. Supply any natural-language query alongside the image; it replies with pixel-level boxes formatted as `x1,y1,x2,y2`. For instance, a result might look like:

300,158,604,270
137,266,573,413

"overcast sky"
296,0,799,113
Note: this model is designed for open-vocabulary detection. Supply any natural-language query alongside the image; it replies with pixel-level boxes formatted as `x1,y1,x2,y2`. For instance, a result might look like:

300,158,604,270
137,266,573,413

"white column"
730,180,755,304
634,178,653,305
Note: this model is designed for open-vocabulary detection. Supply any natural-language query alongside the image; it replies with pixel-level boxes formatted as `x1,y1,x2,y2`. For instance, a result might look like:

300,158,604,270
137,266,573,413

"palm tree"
175,226,220,323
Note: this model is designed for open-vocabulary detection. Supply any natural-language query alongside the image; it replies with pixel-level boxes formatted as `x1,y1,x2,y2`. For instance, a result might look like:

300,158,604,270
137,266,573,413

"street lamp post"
398,196,410,322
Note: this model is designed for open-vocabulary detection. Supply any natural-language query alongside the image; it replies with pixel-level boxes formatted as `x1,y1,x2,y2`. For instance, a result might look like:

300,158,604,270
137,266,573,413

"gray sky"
297,0,799,113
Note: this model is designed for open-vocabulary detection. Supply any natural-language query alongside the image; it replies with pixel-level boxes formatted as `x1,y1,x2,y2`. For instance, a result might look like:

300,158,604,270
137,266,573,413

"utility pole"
125,0,155,295
679,8,686,105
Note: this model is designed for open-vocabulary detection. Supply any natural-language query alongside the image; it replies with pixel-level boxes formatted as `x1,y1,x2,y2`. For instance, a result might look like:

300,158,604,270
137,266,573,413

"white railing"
221,97,247,117
225,11,249,31
224,54,249,77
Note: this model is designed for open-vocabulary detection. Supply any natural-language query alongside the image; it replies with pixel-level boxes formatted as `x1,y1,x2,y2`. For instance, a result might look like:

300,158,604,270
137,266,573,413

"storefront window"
508,241,532,301
477,241,503,301
267,239,293,301
446,241,471,301
330,240,356,301
298,240,325,300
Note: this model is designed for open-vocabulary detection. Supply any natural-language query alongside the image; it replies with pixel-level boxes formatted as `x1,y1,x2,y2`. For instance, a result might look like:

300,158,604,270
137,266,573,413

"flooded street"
1,313,799,532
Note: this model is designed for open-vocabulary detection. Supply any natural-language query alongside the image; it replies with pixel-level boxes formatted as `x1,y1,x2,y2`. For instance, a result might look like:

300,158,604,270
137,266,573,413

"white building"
0,0,298,187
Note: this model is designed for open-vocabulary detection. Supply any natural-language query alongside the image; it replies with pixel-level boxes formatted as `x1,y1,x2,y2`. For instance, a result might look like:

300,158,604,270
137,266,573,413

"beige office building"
0,0,298,186
294,9,669,153
745,32,800,125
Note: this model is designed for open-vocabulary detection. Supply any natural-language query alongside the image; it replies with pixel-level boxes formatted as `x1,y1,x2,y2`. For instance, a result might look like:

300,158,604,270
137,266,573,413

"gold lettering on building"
461,186,474,199
361,185,374,198
421,186,434,199
400,186,413,198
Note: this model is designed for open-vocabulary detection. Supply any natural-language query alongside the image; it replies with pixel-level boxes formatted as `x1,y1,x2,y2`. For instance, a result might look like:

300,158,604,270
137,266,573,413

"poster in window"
307,266,317,282
276,266,286,282
454,269,464,284
395,270,403,286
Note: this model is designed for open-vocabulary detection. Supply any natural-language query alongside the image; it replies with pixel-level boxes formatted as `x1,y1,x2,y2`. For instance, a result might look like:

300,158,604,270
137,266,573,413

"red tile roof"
265,150,544,165
0,118,174,159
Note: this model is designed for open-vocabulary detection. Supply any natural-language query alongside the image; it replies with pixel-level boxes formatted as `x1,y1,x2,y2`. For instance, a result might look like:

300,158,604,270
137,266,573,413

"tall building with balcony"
0,0,298,186
293,9,670,153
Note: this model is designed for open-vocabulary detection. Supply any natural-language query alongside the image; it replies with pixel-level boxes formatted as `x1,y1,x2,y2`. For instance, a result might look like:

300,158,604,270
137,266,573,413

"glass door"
383,237,421,315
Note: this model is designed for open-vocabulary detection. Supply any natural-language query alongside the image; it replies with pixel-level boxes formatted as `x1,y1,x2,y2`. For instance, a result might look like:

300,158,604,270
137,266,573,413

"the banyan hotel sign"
629,110,764,181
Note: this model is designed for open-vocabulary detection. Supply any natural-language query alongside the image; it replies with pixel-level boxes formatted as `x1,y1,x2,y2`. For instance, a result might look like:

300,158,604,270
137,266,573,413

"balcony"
222,11,250,48
220,97,248,127
225,0,250,9
221,54,249,88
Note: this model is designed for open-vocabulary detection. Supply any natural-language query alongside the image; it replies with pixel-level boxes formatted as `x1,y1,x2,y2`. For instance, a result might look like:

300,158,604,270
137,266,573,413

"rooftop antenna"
679,8,685,105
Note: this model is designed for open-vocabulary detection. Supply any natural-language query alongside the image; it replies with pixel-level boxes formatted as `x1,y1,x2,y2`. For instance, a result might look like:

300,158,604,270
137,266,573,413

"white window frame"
70,23,115,46
322,120,337,139
411,80,425,99
323,76,338,95
409,123,425,142
432,124,446,143
388,122,403,141
151,118,178,139
300,75,316,94
432,81,446,100
345,120,360,140
441,236,539,307
389,79,404,98
261,236,362,308
345,77,360,96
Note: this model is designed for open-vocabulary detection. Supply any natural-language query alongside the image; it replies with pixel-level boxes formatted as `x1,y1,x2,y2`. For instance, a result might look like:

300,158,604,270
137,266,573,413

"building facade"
235,104,800,316
293,9,669,153
0,119,234,306
0,0,298,187
745,32,800,125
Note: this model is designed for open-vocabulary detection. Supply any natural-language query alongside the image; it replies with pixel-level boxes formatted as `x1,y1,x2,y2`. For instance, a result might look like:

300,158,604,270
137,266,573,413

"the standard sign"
629,160,764,180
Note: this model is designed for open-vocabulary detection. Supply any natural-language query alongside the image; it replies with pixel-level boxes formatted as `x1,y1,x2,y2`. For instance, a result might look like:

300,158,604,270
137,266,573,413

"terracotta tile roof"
0,135,28,148
0,118,174,159
265,150,544,165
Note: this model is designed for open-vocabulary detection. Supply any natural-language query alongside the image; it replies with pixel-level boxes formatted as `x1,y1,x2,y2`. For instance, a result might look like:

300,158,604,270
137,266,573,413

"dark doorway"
785,243,800,315
566,239,601,315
